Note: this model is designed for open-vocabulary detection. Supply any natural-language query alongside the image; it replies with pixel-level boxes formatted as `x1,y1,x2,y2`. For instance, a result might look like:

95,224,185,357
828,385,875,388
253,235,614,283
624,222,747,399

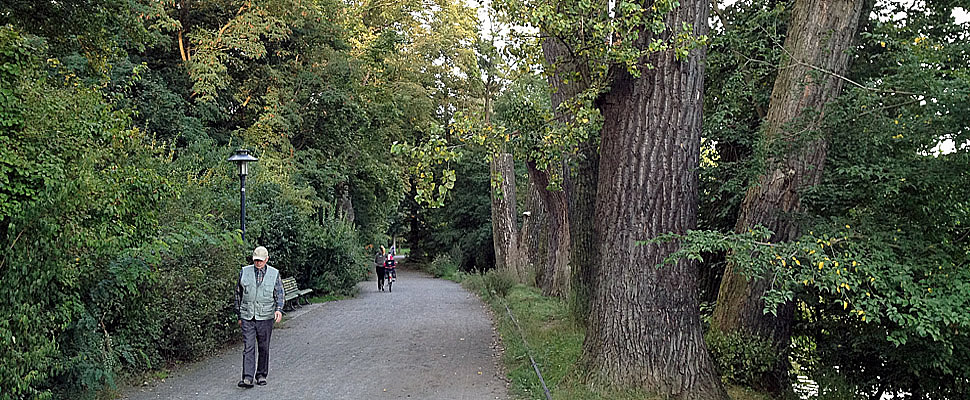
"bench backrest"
281,277,299,294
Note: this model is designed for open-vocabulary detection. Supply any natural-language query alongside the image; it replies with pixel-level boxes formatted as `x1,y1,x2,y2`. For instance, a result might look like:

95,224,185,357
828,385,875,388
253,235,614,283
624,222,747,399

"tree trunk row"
490,151,528,282
527,161,572,297
480,0,865,396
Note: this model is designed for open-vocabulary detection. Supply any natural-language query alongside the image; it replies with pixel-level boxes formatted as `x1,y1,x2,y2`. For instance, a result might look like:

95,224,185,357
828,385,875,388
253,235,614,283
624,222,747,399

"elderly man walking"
235,246,284,388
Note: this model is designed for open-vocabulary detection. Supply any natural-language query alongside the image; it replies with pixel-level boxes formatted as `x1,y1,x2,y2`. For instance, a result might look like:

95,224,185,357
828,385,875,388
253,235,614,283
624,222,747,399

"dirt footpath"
121,266,508,400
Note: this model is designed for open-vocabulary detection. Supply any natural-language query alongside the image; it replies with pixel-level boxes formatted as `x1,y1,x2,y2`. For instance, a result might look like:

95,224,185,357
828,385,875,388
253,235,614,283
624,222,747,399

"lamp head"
228,149,258,176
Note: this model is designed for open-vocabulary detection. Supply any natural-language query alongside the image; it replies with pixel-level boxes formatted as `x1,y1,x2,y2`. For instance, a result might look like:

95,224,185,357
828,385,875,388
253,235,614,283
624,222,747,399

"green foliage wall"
693,0,970,396
0,27,247,399
0,0,435,392
426,148,495,271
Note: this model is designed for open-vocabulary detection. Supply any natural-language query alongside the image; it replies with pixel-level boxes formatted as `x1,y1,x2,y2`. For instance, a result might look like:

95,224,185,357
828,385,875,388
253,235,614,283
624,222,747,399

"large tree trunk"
711,0,867,394
581,1,725,396
520,172,548,284
527,161,571,297
337,182,355,223
539,33,593,301
490,151,526,282
567,144,598,321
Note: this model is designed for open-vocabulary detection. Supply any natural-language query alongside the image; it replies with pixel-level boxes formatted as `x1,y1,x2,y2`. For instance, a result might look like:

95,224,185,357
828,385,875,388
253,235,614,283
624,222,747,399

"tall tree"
490,151,528,280
711,0,867,393
565,141,598,319
580,0,727,396
526,159,571,295
528,34,590,298
494,73,555,282
493,0,725,391
483,33,530,281
540,35,599,314
520,172,548,280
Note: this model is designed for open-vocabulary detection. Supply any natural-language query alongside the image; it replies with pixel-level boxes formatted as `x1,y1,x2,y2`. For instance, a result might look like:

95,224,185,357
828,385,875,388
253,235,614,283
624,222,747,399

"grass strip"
464,276,773,400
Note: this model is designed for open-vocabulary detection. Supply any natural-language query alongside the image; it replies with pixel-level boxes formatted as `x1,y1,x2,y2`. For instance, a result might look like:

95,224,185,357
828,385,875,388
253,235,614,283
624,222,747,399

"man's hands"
237,312,282,327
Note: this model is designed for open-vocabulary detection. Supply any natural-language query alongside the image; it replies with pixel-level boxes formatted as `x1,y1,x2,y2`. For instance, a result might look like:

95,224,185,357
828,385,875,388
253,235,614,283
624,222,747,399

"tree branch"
710,0,732,31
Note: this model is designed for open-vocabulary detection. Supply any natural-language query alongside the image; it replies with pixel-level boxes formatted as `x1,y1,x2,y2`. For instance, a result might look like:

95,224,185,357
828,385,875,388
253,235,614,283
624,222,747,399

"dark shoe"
256,377,267,386
238,377,254,388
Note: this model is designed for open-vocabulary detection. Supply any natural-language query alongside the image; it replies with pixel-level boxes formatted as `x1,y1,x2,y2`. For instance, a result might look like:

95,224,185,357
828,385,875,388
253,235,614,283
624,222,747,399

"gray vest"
239,265,279,321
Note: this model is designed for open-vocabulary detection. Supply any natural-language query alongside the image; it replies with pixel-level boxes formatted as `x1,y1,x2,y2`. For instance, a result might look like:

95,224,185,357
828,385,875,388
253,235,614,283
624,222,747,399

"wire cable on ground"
503,303,553,400
481,274,552,400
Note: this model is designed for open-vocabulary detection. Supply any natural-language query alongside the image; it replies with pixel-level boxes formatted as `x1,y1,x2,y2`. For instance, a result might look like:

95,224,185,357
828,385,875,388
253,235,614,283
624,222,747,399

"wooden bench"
282,277,314,311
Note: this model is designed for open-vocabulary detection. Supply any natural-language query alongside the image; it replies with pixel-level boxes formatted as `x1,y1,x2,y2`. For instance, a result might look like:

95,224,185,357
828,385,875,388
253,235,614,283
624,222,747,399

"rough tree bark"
527,161,571,297
537,34,594,300
711,0,867,394
520,173,548,284
580,0,726,396
567,142,598,321
337,182,355,223
490,151,527,282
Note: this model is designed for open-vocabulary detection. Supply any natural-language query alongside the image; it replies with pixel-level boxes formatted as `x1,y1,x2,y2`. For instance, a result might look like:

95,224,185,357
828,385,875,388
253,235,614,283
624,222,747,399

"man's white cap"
252,246,269,261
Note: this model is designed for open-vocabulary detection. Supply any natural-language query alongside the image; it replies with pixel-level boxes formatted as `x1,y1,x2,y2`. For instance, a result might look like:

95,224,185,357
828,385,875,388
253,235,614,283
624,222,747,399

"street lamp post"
228,149,258,243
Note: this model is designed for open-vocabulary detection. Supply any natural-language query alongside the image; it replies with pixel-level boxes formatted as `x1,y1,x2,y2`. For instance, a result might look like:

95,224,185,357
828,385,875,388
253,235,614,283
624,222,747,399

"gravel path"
121,265,507,400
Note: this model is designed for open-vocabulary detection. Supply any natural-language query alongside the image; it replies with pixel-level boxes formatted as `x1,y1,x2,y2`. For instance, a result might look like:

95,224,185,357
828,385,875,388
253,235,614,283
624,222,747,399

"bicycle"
384,257,397,292
385,267,396,292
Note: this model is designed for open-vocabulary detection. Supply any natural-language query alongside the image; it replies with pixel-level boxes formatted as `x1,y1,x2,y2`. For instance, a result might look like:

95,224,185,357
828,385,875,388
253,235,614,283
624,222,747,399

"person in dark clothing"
374,245,387,291
384,255,397,292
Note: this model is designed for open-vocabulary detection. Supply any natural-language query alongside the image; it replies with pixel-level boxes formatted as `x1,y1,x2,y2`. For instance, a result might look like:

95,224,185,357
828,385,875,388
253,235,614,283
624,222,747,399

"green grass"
465,276,773,400
471,281,640,400
437,267,464,282
307,294,347,303
727,385,774,400
409,260,465,282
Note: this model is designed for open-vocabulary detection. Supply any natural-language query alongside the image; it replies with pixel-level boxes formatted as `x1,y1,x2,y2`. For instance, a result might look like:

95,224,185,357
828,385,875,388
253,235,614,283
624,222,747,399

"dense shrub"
428,253,460,279
153,230,241,362
0,29,365,399
245,180,366,296
299,213,367,295
424,150,495,272
1,28,168,398
483,269,517,298
705,330,779,388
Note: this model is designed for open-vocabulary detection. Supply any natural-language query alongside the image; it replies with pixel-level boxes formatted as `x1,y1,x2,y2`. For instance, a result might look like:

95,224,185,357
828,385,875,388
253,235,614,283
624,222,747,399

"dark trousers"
241,318,274,380
376,266,386,289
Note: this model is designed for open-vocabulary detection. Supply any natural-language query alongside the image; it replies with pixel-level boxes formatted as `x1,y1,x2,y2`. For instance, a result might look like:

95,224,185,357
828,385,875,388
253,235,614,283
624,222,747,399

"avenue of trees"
2,0,969,399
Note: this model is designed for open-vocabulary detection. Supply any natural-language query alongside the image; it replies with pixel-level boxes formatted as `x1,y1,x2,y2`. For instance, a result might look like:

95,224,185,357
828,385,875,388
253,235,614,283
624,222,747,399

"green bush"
298,212,367,295
461,272,486,295
705,330,779,387
153,230,240,362
483,269,517,298
428,253,460,279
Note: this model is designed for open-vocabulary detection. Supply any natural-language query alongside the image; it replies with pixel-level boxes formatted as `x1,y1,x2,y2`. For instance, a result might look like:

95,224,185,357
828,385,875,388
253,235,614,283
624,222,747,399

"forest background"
1,0,968,399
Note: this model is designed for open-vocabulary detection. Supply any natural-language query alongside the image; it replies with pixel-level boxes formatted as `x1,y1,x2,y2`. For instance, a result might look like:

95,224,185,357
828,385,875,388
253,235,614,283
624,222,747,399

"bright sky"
953,7,968,23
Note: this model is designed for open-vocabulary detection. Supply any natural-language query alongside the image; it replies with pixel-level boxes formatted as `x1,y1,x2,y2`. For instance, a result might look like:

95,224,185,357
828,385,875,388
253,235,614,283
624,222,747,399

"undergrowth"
463,274,773,400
